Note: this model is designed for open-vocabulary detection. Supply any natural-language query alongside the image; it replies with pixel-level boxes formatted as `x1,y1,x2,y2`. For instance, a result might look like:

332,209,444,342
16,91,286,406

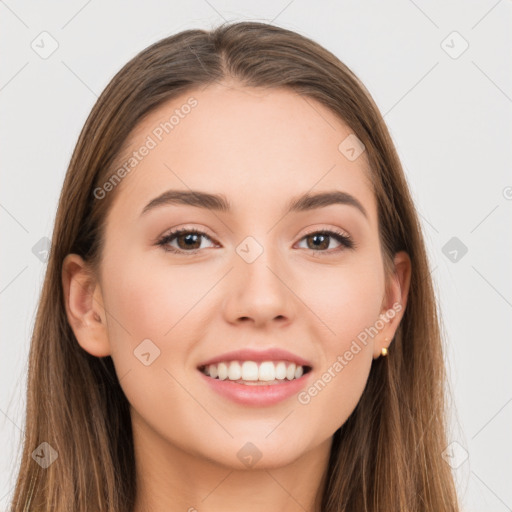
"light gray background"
1,1,511,511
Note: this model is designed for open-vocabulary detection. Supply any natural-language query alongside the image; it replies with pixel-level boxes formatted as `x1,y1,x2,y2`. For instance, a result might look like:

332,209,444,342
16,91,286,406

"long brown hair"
10,21,460,511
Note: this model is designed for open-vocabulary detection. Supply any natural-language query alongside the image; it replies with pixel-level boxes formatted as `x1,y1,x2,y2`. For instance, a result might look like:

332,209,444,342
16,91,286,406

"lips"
198,364,314,406
197,347,313,370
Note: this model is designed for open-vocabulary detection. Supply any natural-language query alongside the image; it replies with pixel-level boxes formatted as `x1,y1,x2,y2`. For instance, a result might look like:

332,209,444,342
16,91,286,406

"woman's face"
67,82,409,470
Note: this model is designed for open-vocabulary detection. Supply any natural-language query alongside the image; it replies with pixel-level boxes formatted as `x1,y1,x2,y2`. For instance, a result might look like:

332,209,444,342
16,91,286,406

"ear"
61,253,111,357
373,250,412,359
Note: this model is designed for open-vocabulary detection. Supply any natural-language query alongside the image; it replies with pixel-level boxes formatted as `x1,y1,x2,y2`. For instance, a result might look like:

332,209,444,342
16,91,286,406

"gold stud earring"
381,338,389,357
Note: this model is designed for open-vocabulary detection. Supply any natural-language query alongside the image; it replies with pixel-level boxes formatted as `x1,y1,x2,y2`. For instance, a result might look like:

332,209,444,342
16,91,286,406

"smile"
198,361,314,406
199,360,312,384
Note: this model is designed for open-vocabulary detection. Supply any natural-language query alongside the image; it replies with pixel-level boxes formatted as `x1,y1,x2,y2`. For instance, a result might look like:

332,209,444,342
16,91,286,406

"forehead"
106,82,377,226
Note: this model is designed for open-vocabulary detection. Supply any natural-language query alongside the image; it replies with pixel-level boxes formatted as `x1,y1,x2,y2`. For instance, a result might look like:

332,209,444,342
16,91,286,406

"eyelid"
299,225,351,239
154,224,216,243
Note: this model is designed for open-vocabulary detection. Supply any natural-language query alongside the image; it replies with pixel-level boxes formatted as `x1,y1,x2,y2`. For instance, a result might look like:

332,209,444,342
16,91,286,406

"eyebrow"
140,189,368,219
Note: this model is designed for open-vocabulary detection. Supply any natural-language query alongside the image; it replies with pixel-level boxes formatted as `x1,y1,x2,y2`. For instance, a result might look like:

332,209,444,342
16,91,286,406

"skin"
62,82,411,512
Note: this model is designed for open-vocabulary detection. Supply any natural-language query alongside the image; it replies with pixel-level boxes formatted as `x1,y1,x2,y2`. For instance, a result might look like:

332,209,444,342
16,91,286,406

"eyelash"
156,227,356,256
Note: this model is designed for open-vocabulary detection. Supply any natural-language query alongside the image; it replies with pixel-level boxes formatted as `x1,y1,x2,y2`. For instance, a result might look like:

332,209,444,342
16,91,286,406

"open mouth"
198,360,312,385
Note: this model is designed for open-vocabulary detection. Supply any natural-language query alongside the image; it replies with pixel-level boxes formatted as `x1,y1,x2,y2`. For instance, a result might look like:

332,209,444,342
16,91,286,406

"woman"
10,20,460,511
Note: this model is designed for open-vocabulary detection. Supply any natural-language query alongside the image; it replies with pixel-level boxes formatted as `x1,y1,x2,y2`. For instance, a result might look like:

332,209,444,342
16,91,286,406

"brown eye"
175,232,202,250
298,230,355,253
157,228,215,254
305,233,330,250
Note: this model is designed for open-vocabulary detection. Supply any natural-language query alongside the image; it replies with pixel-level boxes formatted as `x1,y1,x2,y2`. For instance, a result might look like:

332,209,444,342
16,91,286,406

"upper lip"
197,348,313,369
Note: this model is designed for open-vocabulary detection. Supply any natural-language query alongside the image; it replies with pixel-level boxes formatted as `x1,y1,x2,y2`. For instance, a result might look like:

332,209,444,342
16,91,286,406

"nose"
222,242,296,328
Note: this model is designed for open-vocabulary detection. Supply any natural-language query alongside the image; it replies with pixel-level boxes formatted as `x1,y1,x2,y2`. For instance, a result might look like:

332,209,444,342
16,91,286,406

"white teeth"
217,362,228,380
241,361,259,380
275,361,287,380
201,360,308,382
228,361,242,380
209,364,218,379
259,361,275,381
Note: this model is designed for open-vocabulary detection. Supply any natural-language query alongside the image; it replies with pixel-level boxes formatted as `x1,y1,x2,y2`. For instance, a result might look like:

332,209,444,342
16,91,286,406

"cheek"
302,257,385,347
295,259,383,425
302,345,373,438
102,251,217,345
99,253,212,425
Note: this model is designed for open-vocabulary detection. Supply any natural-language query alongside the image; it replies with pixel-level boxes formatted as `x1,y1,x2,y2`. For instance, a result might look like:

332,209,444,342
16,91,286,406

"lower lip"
198,370,313,407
